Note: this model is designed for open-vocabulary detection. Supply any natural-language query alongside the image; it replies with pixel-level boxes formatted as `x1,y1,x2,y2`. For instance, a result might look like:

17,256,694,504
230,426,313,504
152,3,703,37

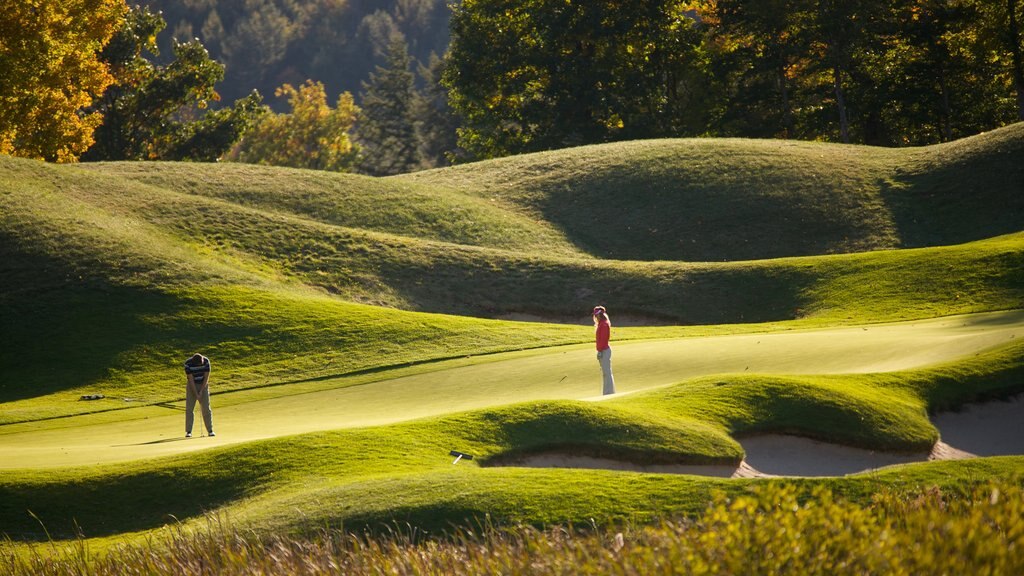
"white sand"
932,396,1024,457
504,396,1024,478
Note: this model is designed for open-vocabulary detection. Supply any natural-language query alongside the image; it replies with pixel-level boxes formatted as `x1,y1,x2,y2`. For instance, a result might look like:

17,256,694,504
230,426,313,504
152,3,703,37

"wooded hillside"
144,0,451,109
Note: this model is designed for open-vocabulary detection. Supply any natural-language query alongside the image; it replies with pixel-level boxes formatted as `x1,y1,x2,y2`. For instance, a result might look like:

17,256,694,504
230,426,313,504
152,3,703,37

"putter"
450,450,474,464
185,376,201,439
196,383,209,438
186,375,212,438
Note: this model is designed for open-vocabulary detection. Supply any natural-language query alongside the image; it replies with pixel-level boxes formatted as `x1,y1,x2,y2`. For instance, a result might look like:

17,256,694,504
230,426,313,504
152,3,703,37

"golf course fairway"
3,309,1019,470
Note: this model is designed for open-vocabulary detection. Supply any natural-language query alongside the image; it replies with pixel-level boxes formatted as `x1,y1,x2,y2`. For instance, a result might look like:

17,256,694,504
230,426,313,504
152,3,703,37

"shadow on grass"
113,437,192,447
0,451,271,542
0,251,188,403
880,131,1024,249
959,308,1024,327
374,249,815,325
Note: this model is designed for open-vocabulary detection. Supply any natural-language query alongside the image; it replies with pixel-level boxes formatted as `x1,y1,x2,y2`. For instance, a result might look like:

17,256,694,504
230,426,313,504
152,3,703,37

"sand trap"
932,396,1024,457
499,454,746,478
496,312,674,326
501,396,1024,478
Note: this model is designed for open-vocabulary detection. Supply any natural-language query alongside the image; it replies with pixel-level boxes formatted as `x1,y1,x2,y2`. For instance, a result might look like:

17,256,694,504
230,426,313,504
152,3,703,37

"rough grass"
1,338,1021,543
1,125,1023,556
397,122,1024,261
4,482,1024,576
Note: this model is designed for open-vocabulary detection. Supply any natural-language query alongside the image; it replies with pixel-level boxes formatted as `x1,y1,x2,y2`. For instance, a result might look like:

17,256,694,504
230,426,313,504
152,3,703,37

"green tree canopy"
445,0,711,159
83,5,265,161
700,0,1024,145
0,0,125,162
446,0,1024,156
357,38,422,175
413,52,462,168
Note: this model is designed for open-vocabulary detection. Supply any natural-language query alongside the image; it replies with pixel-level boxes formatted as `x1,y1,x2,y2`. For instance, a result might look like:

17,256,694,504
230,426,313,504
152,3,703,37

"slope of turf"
2,125,1023,552
7,148,1024,326
80,161,583,257
3,309,1018,469
3,130,1024,420
1,338,1022,542
397,122,1024,261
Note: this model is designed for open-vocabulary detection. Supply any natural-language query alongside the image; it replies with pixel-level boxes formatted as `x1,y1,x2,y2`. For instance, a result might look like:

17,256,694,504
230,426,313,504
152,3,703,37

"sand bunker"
496,312,675,326
502,396,1024,478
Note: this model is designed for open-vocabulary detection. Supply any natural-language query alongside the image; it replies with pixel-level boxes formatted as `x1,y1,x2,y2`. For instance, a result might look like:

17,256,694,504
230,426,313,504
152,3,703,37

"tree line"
2,0,1021,171
145,0,451,109
447,0,1024,158
0,2,454,174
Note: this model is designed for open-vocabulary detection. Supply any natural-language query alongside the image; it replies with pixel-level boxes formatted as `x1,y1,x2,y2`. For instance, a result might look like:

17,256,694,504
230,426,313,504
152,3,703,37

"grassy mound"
82,162,582,257
1,338,1021,541
2,126,1023,552
5,145,1024,327
2,127,1023,419
398,122,1024,261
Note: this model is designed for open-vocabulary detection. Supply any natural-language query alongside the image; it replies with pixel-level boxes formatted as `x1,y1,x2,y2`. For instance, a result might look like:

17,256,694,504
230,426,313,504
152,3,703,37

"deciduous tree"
84,5,265,161
0,0,125,162
228,80,360,171
445,0,711,159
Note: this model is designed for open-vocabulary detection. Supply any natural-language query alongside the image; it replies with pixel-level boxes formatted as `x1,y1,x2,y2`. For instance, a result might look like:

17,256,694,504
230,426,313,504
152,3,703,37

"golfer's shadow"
114,436,192,447
111,402,198,445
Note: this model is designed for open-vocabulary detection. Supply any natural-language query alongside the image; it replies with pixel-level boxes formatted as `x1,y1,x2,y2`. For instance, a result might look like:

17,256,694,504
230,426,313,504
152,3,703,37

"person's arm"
186,370,200,398
196,362,211,393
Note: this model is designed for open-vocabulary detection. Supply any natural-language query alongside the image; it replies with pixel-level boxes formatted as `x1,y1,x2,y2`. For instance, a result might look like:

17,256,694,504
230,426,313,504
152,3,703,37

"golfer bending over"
184,353,214,438
593,306,615,395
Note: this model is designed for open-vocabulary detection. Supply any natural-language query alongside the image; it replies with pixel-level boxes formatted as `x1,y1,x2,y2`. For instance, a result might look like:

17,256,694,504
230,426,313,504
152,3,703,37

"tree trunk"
938,65,953,141
778,63,793,138
833,65,850,143
1010,0,1024,120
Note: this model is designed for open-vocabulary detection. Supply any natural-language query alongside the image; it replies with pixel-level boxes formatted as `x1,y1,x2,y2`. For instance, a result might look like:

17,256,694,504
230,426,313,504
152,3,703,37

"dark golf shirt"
184,357,211,387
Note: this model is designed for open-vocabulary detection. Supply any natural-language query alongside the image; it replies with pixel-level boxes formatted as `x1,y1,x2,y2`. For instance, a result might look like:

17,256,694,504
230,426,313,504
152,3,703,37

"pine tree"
413,53,461,168
356,37,421,176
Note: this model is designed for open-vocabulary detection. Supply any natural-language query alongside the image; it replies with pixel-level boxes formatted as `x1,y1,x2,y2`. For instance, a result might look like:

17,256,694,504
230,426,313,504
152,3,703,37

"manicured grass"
1,125,1023,559
1,336,1021,544
1,309,1019,468
397,123,1024,261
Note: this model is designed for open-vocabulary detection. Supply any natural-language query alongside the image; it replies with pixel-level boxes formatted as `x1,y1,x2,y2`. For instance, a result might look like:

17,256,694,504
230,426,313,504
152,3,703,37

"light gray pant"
597,348,615,395
185,384,213,434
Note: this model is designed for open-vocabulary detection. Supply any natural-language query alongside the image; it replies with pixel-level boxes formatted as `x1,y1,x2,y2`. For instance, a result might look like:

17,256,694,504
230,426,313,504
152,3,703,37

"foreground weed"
3,482,1023,575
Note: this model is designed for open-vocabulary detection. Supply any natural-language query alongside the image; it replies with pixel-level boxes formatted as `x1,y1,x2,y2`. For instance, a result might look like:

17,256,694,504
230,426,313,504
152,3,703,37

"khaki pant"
186,383,213,434
598,348,615,395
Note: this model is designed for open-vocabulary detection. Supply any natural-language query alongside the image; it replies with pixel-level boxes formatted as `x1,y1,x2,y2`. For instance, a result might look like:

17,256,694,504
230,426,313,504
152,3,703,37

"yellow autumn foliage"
0,0,125,162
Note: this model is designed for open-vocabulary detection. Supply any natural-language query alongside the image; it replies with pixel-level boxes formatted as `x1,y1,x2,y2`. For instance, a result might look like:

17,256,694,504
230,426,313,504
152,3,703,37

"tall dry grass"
5,482,1023,575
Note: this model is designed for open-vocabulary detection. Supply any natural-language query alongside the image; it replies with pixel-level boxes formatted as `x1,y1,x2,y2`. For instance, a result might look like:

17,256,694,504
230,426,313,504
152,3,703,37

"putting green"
2,310,1021,470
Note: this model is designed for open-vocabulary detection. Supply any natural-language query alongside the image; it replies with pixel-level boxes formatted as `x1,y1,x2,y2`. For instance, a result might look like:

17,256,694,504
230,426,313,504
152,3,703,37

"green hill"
2,126,1024,551
398,122,1024,261
71,124,1024,322
3,127,1024,422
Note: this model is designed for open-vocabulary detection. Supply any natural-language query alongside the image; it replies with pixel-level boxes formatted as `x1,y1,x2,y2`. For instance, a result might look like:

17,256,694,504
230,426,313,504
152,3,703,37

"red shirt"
595,320,610,351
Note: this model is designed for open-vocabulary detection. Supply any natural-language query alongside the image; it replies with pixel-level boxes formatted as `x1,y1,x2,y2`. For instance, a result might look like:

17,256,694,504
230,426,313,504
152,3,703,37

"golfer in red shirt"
593,306,615,395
